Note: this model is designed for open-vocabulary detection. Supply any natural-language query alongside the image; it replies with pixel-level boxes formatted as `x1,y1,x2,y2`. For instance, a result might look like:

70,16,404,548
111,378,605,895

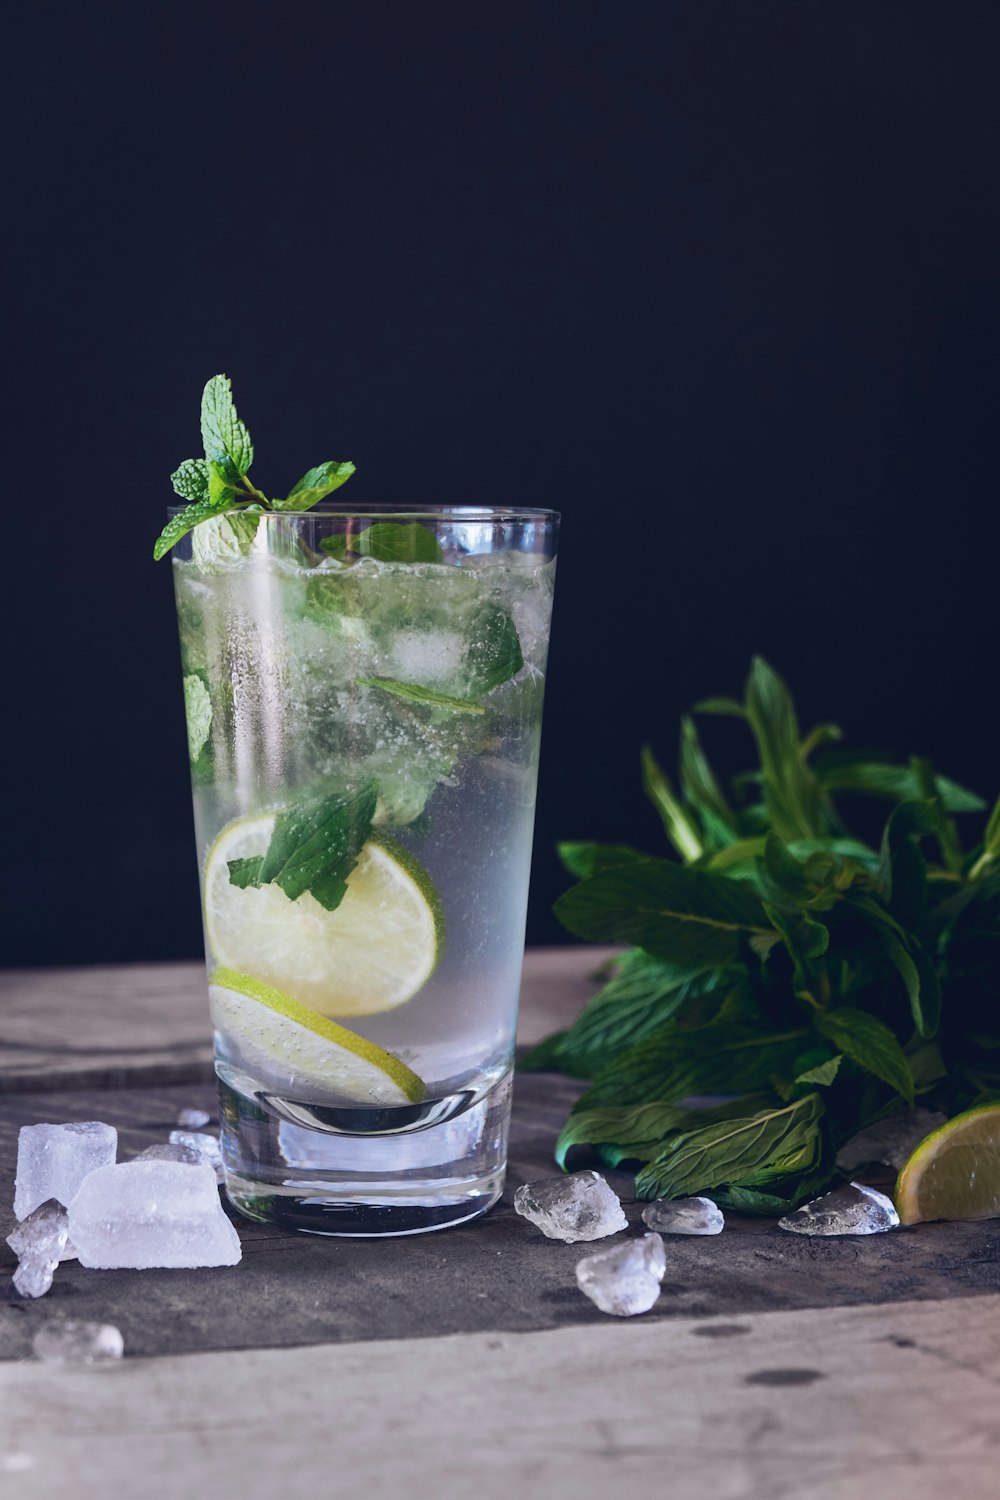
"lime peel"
895,1103,1000,1225
211,966,426,1105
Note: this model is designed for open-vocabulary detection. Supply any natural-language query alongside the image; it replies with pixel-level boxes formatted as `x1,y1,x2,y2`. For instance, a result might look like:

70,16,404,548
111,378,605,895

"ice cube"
67,1161,242,1268
32,1320,124,1366
135,1142,203,1165
168,1130,224,1182
176,1108,211,1129
779,1181,900,1236
576,1233,667,1316
513,1170,628,1243
641,1195,724,1236
13,1122,118,1220
7,1198,76,1299
836,1109,949,1172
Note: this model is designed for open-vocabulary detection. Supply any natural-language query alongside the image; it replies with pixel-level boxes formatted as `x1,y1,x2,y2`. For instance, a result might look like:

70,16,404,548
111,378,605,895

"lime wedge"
895,1104,1000,1224
204,813,443,1019
210,968,425,1105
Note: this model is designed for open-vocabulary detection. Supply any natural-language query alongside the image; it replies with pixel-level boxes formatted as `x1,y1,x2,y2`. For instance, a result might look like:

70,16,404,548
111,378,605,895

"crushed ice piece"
32,1320,124,1365
390,629,466,688
836,1109,949,1172
779,1181,900,1236
513,1170,628,1243
135,1143,203,1165
176,1108,211,1129
576,1233,666,1316
67,1161,242,1268
7,1199,76,1299
169,1130,224,1182
641,1195,724,1236
13,1122,118,1221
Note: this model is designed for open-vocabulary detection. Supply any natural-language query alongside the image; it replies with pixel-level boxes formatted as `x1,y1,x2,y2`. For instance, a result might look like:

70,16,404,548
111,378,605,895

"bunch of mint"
154,375,355,559
524,657,1000,1213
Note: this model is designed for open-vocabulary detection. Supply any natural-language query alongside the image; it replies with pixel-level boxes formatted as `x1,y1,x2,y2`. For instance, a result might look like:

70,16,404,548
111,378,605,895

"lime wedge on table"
895,1104,1000,1224
211,968,425,1105
204,813,442,1019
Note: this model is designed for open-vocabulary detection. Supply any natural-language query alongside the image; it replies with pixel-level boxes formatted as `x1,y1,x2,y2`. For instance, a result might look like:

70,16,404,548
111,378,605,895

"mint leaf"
183,674,212,762
850,894,941,1037
320,522,443,565
679,714,739,849
557,843,647,879
191,511,260,571
465,606,523,694
815,1006,914,1104
635,1092,824,1201
200,374,254,476
154,497,241,560
171,459,210,502
814,754,986,813
357,678,486,715
207,458,240,508
227,857,263,889
641,744,702,862
230,783,378,912
877,799,937,928
745,656,826,842
794,1054,843,1087
554,858,772,967
277,461,356,512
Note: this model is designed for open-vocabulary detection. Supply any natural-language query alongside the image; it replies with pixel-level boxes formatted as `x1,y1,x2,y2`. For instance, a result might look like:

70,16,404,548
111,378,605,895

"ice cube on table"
641,1195,724,1236
513,1170,628,1243
13,1122,118,1221
135,1142,203,1165
168,1130,224,1182
7,1199,76,1299
576,1233,667,1316
836,1109,949,1172
32,1320,124,1366
176,1108,211,1129
67,1161,242,1268
779,1181,900,1236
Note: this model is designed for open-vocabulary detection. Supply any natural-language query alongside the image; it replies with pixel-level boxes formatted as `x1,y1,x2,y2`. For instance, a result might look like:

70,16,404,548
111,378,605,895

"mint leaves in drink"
155,375,355,559
524,656,1000,1213
228,783,378,913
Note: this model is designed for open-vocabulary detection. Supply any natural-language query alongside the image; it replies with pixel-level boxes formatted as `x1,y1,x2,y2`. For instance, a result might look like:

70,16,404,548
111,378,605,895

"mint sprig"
228,783,377,913
525,656,1000,1213
155,375,355,560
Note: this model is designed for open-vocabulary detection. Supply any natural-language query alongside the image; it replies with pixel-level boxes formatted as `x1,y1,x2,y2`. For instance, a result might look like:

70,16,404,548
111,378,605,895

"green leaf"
634,1093,824,1200
233,783,378,912
575,1016,810,1110
227,857,264,890
764,902,829,994
716,1163,834,1215
171,458,210,502
692,696,745,717
555,1102,688,1169
550,949,710,1077
758,833,812,908
182,674,212,762
154,498,241,560
985,795,1000,858
320,521,443,565
744,656,825,841
850,894,941,1038
815,1006,915,1104
679,715,738,848
356,678,486,715
200,374,254,476
641,745,703,861
814,755,986,813
795,1054,843,1087
877,800,937,928
557,843,647,879
277,461,356,512
554,858,772,967
207,459,239,508
465,606,524,694
191,510,260,570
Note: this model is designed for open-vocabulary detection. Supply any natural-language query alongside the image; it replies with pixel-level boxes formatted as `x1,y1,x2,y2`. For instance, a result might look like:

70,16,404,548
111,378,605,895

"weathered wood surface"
0,947,617,1092
3,1073,999,1362
3,1294,999,1500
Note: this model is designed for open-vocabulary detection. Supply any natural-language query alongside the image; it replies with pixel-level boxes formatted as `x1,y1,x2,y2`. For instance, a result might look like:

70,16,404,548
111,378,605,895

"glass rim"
166,503,560,523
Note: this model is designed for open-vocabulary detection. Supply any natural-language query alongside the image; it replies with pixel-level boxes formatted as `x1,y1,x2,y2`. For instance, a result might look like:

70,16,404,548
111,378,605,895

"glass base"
218,1066,512,1237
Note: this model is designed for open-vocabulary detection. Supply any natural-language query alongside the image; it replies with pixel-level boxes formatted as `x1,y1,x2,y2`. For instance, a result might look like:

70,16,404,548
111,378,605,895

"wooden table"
2,951,999,1499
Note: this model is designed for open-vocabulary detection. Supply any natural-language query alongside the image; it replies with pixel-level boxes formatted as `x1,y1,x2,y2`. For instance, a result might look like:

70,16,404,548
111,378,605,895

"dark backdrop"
6,1,999,966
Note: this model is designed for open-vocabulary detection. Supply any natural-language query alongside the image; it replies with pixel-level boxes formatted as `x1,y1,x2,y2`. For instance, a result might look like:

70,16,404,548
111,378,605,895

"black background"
6,1,999,967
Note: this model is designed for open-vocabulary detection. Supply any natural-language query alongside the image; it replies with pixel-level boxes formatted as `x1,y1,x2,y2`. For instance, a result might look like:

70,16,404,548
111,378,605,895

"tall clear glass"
170,505,558,1234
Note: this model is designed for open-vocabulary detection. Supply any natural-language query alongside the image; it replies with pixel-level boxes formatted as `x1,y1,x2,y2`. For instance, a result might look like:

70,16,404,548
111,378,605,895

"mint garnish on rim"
154,375,356,559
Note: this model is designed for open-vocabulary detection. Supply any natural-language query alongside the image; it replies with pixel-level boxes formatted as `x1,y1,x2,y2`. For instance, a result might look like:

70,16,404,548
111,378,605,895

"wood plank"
0,947,616,1092
3,1078,1000,1360
2,1294,999,1499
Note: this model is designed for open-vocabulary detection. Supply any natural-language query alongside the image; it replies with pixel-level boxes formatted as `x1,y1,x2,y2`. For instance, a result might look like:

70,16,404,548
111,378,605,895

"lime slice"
895,1104,1000,1224
204,813,443,1019
210,968,425,1105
